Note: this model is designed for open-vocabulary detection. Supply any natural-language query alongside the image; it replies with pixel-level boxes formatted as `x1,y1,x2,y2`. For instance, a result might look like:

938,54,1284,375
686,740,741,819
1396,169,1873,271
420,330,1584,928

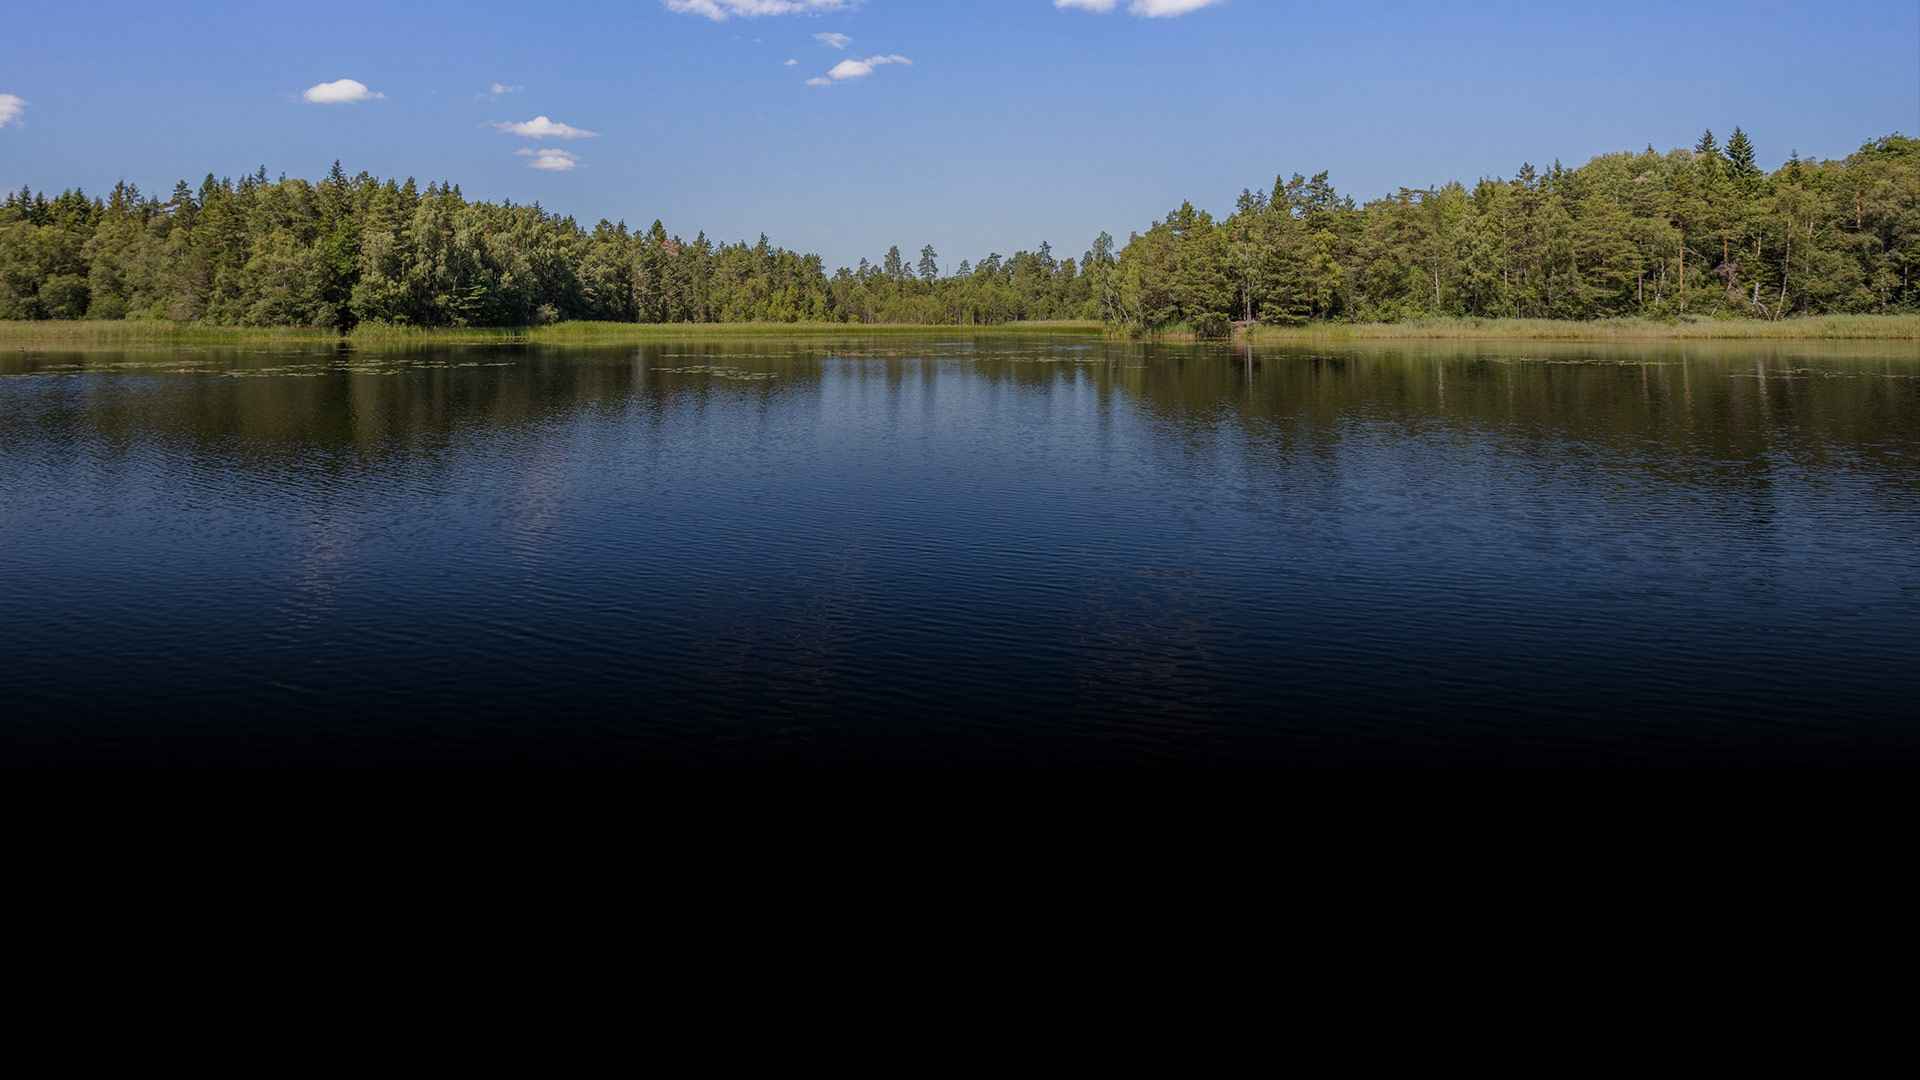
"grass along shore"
0,319,1106,350
525,319,1104,343
3,315,1913,350
1233,314,1920,343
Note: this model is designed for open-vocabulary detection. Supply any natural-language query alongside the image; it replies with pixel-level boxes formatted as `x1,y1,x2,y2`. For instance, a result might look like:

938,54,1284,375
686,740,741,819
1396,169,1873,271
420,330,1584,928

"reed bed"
1238,314,1920,344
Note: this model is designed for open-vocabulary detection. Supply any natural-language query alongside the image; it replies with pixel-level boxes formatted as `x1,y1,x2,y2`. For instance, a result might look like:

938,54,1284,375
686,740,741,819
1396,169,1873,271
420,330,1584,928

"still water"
3,335,1917,765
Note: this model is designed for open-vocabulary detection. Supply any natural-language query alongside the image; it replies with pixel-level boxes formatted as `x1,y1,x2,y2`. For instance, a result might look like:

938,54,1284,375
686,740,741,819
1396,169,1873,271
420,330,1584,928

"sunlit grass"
1,318,1106,350
526,319,1104,342
348,322,528,345
1239,314,1920,343
0,320,344,348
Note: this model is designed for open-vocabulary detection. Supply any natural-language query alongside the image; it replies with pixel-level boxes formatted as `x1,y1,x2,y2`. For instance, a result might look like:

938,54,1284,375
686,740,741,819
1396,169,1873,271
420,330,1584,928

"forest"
2,129,1914,333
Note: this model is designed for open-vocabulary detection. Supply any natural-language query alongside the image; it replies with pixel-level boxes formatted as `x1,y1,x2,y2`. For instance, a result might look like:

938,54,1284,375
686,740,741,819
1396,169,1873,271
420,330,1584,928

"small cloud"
0,93,24,128
663,0,849,20
302,78,385,104
805,77,832,87
1056,0,1222,14
517,148,580,172
486,82,523,96
784,58,799,66
822,54,911,81
492,115,599,139
1133,0,1222,13
814,32,851,49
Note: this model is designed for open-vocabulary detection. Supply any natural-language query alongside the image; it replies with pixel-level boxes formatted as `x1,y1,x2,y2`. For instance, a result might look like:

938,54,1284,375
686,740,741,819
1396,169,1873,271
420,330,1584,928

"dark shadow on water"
2,337,1917,765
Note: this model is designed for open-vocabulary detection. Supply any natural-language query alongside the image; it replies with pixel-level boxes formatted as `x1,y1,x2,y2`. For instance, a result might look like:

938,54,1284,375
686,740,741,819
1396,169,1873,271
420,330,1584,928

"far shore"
0,319,1105,350
1228,314,1920,343
2,313,1914,351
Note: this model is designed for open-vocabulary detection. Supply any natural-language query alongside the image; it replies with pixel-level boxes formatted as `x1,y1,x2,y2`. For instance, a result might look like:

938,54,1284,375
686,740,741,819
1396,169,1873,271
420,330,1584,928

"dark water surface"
3,335,1917,766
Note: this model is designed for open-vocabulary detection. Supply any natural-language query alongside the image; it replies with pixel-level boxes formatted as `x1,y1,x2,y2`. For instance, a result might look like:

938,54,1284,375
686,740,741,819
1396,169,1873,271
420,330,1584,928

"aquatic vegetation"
650,364,779,381
1728,368,1919,379
1486,357,1678,366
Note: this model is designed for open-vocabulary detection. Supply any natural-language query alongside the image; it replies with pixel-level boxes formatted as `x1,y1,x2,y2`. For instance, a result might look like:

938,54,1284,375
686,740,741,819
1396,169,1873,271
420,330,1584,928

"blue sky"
3,0,1915,268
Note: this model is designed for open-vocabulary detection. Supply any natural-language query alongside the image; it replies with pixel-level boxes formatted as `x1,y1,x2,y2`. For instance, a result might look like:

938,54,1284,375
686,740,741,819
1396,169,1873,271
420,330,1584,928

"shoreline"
1227,315,1920,344
0,319,1107,350
3,314,1915,351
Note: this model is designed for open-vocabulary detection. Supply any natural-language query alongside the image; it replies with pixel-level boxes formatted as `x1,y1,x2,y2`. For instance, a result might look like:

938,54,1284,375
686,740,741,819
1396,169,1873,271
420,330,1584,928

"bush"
37,275,91,320
1191,312,1231,339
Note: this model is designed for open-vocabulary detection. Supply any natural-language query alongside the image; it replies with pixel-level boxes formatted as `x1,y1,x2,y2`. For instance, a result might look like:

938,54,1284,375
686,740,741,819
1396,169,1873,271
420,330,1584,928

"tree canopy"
1105,132,1919,333
4,131,1914,330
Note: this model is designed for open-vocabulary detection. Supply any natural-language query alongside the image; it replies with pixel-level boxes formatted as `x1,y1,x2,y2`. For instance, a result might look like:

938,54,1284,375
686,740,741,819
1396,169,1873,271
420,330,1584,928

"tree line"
2,129,1913,331
1107,130,1918,335
0,163,1099,328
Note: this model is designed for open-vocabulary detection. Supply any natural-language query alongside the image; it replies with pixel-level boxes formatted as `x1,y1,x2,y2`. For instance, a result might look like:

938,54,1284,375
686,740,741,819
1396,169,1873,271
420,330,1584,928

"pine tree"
167,181,198,226
1726,128,1759,179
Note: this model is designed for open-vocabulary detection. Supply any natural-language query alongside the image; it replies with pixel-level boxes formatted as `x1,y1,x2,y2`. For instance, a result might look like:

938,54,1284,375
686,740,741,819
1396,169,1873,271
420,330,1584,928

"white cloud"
1133,0,1222,13
492,115,599,139
0,94,24,128
663,0,849,20
302,78,384,104
784,58,799,65
516,148,580,172
487,82,523,96
1056,0,1223,15
805,77,832,87
822,54,911,81
814,32,851,48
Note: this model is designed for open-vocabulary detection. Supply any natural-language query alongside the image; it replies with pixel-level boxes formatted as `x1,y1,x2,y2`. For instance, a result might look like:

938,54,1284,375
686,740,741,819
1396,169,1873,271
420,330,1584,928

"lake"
3,334,1917,766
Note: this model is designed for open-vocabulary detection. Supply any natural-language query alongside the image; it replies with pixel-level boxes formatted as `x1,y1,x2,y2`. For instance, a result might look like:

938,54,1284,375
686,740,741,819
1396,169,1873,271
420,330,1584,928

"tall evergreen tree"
1726,128,1760,179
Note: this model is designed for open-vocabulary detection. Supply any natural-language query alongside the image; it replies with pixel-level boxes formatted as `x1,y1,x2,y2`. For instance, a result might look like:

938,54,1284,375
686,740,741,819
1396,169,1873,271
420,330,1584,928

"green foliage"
0,169,1099,329
1111,131,1920,331
3,130,1915,334
1190,312,1231,339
